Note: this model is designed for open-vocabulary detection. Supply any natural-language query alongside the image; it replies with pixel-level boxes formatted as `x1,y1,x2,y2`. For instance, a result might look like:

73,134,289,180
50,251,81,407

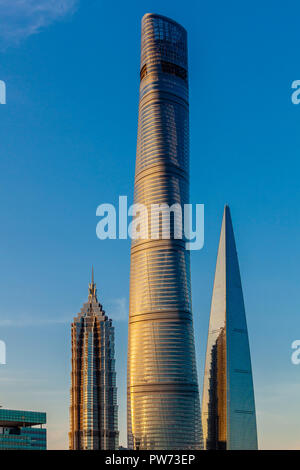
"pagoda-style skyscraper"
127,14,202,450
202,206,258,450
69,269,119,450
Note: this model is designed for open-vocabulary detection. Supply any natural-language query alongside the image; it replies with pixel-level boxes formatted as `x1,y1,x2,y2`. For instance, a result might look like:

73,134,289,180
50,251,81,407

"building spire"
88,265,97,301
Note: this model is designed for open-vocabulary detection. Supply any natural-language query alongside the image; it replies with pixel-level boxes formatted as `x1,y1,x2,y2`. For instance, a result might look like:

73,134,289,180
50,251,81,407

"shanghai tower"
127,13,202,450
202,206,258,450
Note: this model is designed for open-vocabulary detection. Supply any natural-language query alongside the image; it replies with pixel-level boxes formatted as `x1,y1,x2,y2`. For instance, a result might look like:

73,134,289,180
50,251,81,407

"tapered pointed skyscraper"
202,206,258,450
69,268,119,450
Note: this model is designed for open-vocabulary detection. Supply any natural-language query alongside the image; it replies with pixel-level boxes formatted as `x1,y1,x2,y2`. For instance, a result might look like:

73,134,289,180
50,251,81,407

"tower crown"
88,266,97,301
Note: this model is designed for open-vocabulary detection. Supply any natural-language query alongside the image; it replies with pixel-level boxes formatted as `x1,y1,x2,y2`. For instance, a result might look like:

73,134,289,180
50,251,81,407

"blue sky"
0,0,300,449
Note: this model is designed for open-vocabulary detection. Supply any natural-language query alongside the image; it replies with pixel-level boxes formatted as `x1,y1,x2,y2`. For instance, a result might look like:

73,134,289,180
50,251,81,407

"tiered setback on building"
0,409,46,450
69,271,119,450
202,206,258,450
127,13,202,450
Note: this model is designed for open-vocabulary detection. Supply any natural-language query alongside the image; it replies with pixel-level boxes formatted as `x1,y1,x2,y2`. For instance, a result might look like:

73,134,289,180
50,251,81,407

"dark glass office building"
69,270,119,450
0,409,46,450
127,14,202,450
202,206,258,449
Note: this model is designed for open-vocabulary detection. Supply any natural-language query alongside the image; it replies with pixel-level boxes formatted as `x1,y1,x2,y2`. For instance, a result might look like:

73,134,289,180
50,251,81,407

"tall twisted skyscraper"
127,14,202,450
202,206,258,450
69,269,118,450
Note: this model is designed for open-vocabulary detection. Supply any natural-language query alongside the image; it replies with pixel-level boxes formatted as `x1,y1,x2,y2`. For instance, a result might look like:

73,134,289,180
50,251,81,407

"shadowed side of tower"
127,14,202,450
202,206,258,450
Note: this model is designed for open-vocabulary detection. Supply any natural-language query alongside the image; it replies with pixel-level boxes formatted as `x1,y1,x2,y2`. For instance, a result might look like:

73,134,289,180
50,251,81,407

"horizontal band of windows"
133,192,188,203
129,274,191,281
134,163,188,185
138,106,188,124
134,175,188,188
130,261,190,268
130,266,190,274
130,304,192,311
137,139,188,152
129,323,195,332
129,305,192,312
130,295,191,303
129,363,196,369
139,97,188,114
130,288,191,296
129,331,196,340
137,150,188,164
138,132,188,149
136,150,188,163
128,383,199,393
129,360,196,367
136,155,188,169
129,372,197,379
128,415,200,425
129,415,199,424
131,238,190,250
138,126,188,140
138,101,188,119
129,344,196,350
137,135,188,149
140,65,188,80
134,176,188,188
129,346,196,353
141,53,187,71
140,57,187,74
129,364,197,371
140,62,187,83
136,162,188,176
128,312,192,323
132,194,188,205
138,127,188,141
129,274,190,282
140,86,188,105
130,281,190,290
138,113,188,127
132,280,190,288
139,91,189,110
139,87,189,105
136,148,188,159
132,270,190,278
130,293,191,302
129,327,195,335
130,286,191,294
138,127,188,140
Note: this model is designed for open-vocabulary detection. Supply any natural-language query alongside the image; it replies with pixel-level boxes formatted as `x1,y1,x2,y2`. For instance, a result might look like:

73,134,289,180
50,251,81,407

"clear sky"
0,0,300,450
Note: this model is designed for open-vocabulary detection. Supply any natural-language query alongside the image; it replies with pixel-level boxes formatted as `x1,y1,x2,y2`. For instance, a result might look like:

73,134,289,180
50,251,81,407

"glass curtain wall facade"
69,270,119,450
0,409,46,450
127,13,202,450
202,206,258,450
